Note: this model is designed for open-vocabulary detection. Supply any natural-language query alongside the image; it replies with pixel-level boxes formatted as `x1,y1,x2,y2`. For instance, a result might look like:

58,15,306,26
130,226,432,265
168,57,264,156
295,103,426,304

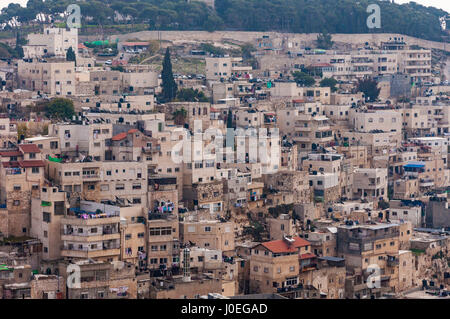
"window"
286,277,298,286
43,212,51,223
32,167,40,174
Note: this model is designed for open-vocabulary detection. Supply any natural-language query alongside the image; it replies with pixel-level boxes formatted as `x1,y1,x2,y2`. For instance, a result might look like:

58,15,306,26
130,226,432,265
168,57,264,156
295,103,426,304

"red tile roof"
18,160,45,168
78,43,88,50
111,132,127,141
128,129,138,134
260,237,310,253
299,253,317,260
112,60,128,66
0,150,22,157
18,144,41,154
2,161,19,168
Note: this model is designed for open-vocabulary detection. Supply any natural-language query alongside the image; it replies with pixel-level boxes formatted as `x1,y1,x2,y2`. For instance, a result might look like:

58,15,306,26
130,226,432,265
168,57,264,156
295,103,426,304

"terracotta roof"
299,253,317,260
112,60,128,66
78,43,88,50
292,99,305,103
18,144,41,154
260,237,310,253
111,132,127,141
2,161,19,168
0,150,22,157
128,129,138,134
18,160,45,168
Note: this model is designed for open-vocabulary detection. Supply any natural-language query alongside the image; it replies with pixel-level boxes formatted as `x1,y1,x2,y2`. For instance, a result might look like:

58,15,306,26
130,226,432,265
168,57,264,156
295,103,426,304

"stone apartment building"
205,57,252,81
337,221,405,296
47,158,148,206
270,83,331,104
0,144,45,237
59,259,137,299
263,170,311,206
180,218,235,254
266,214,296,241
293,114,334,156
183,180,223,214
17,60,76,96
249,236,312,294
60,201,122,263
24,27,78,59
0,115,17,148
30,186,67,261
352,168,388,203
147,211,180,273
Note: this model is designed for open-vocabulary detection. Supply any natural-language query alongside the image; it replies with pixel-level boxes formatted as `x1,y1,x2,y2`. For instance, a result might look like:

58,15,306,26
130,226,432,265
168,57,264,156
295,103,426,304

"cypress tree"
66,46,76,65
226,109,233,128
15,32,24,58
161,47,177,102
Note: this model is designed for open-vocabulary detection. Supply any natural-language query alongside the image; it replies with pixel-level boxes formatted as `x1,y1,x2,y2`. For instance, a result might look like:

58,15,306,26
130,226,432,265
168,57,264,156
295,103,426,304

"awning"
403,161,425,168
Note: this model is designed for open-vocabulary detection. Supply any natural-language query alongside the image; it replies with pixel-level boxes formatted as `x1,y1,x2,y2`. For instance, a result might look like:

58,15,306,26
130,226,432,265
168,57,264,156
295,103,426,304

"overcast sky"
0,0,449,14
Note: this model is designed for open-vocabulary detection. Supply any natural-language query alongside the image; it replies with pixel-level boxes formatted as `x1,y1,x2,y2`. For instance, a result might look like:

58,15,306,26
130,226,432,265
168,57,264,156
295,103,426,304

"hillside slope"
0,0,448,42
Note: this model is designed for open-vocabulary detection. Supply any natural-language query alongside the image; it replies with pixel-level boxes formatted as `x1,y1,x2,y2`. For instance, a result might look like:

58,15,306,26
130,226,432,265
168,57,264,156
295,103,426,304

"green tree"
292,71,315,86
240,43,256,59
172,107,187,126
200,43,226,56
147,40,160,55
17,123,29,142
161,47,177,102
66,47,76,65
46,98,75,120
226,109,233,128
320,77,338,92
175,88,209,102
357,78,381,102
15,32,24,58
316,32,333,50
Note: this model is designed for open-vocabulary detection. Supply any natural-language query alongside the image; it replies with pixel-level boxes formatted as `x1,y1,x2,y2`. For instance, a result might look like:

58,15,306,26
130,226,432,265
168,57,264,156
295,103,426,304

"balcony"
61,225,120,242
82,173,100,180
386,256,399,267
5,168,22,175
142,145,161,154
419,178,434,187
61,244,120,258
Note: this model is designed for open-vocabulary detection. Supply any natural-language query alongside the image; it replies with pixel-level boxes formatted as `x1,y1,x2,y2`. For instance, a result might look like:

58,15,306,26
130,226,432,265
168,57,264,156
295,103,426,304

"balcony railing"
62,229,119,236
